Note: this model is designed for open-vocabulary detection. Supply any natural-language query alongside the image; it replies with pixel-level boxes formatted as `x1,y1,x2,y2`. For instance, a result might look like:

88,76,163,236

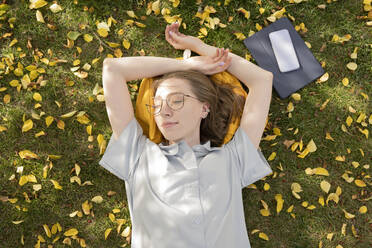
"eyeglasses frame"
145,92,200,116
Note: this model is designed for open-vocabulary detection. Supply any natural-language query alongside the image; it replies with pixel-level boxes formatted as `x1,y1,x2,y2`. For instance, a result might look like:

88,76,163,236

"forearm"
104,56,192,82
192,42,273,89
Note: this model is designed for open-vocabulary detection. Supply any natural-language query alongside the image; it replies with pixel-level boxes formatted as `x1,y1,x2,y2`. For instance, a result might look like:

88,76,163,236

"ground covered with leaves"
0,0,371,247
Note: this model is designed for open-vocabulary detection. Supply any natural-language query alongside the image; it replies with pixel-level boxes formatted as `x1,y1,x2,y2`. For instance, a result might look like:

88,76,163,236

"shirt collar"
159,139,222,156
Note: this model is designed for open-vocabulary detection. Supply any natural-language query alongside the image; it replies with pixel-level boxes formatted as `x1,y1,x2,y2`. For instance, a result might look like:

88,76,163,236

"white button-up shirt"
99,118,273,248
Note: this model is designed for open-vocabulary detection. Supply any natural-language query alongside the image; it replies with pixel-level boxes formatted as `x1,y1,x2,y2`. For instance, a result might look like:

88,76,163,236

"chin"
162,132,181,143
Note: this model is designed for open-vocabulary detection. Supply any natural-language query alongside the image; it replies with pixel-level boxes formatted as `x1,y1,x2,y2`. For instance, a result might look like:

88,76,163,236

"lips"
162,122,178,128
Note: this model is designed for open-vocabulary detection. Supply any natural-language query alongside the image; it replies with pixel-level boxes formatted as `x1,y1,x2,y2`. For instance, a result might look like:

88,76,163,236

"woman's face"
154,78,209,146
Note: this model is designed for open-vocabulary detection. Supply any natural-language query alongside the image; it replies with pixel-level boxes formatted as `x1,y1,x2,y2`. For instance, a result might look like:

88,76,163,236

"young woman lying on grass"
99,21,273,248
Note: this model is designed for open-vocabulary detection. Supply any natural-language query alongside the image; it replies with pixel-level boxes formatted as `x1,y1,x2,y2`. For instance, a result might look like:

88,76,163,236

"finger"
165,25,170,39
217,54,231,68
165,25,173,41
216,48,226,62
213,48,222,62
171,23,178,33
223,49,229,61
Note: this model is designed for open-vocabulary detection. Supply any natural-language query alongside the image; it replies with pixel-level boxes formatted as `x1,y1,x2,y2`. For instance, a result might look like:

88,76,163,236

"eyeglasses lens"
150,93,184,115
168,93,184,110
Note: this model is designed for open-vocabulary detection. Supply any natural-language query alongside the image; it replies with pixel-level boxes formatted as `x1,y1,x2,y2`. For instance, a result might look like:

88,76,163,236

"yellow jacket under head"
135,57,248,146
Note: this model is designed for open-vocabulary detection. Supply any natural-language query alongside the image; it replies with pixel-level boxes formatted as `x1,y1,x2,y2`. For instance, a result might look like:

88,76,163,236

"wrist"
180,58,195,72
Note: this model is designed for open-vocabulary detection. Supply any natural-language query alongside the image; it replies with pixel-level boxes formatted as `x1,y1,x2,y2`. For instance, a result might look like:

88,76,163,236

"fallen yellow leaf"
82,200,91,215
12,220,24,224
342,77,349,86
84,34,93,42
275,194,284,214
45,116,54,127
29,0,48,9
320,180,331,193
19,176,28,186
121,226,131,237
97,28,108,37
36,10,45,23
260,209,270,216
60,111,77,118
342,209,355,219
22,119,33,132
359,206,367,214
326,193,339,205
19,150,39,159
237,8,250,19
258,232,269,241
346,116,353,126
291,93,301,101
346,62,357,71
105,228,112,240
109,213,115,222
91,196,103,204
354,179,366,187
43,224,51,238
49,3,63,13
123,39,131,49
318,196,324,206
64,228,78,237
313,167,329,176
306,139,317,153
57,120,65,130
268,152,276,161
50,179,63,190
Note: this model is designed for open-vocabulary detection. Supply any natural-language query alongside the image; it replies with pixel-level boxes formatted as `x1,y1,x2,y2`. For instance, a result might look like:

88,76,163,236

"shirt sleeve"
98,117,147,181
224,126,273,188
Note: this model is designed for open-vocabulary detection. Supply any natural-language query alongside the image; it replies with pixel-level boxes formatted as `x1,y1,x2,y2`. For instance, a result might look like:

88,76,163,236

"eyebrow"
153,92,185,99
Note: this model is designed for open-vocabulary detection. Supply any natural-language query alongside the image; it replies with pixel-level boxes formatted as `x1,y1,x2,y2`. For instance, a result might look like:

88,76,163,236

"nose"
159,101,173,117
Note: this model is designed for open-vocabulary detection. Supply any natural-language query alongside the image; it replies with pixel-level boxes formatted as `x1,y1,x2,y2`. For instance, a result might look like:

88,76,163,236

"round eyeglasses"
145,92,200,116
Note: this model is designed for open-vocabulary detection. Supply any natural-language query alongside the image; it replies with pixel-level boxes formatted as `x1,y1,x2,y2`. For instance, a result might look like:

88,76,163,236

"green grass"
1,0,371,247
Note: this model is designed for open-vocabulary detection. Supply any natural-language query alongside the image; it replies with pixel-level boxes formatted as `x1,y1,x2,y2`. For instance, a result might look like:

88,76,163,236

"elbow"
102,58,127,83
103,58,114,68
265,71,274,83
259,71,273,87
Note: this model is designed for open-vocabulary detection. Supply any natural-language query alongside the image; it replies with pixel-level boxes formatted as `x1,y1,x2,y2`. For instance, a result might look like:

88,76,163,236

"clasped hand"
183,48,232,75
165,22,232,75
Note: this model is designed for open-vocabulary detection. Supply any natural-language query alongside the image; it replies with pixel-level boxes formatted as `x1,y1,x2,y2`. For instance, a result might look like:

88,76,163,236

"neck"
167,130,201,148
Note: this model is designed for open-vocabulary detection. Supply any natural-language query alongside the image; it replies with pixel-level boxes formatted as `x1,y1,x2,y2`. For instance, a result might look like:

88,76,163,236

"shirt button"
192,217,202,225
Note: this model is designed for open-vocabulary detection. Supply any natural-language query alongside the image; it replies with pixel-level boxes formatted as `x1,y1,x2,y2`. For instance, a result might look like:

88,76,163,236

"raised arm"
102,57,193,140
194,45,273,150
166,23,273,149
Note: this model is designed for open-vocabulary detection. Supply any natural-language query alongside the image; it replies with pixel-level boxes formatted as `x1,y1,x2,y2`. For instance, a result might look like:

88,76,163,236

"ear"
202,102,210,112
